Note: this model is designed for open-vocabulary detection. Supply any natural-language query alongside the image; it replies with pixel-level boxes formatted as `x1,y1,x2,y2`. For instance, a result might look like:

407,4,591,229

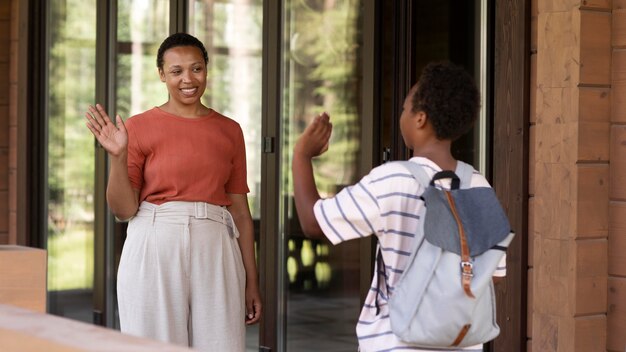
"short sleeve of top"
125,107,249,206
313,157,508,351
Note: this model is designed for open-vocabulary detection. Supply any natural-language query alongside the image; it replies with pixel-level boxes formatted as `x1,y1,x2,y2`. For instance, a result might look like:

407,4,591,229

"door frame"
491,0,530,350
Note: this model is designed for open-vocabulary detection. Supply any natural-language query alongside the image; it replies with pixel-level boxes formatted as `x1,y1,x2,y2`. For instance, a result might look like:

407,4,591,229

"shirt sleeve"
126,120,145,191
224,125,250,194
313,175,380,245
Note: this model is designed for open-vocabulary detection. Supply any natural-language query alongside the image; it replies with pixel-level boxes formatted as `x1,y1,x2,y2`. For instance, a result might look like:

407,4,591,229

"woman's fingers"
85,112,101,133
96,103,114,124
115,114,126,133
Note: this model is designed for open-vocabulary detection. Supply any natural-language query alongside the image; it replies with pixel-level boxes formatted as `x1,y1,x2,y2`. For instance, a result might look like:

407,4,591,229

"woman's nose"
181,70,192,82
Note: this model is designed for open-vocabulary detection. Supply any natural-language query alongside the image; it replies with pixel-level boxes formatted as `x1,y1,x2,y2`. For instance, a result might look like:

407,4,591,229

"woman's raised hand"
85,104,128,157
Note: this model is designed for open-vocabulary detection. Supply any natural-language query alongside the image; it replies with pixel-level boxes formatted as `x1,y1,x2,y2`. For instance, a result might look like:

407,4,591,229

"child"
292,61,506,352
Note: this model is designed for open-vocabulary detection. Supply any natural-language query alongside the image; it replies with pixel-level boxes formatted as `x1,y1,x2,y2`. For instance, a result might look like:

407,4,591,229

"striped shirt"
313,157,507,352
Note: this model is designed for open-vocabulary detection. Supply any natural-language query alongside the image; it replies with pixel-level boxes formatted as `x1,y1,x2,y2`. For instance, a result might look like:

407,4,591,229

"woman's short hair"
157,32,209,70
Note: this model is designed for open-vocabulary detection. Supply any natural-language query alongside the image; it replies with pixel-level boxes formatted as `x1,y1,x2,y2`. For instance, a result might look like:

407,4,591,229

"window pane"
189,1,264,350
47,0,97,322
189,0,263,220
116,0,170,118
281,1,363,350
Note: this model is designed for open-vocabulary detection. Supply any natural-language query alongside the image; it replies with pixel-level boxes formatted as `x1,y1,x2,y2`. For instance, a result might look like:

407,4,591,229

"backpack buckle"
460,261,474,277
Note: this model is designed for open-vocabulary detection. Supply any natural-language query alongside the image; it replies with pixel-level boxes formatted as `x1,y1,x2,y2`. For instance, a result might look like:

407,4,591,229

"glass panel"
113,0,170,327
116,0,170,118
281,1,363,351
46,0,97,322
188,1,264,350
189,0,263,220
411,0,484,168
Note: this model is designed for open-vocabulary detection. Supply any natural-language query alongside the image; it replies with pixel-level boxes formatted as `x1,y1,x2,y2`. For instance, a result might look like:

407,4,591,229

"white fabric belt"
134,201,239,238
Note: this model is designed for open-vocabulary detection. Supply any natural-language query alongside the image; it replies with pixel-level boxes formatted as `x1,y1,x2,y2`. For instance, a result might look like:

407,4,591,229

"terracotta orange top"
125,107,249,206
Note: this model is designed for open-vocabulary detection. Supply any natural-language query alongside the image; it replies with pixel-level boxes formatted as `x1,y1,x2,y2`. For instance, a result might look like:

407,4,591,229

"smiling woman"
157,45,209,116
84,33,262,352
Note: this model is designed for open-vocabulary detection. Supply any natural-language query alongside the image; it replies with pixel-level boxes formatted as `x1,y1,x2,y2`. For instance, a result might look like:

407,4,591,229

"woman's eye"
171,70,181,75
193,67,202,73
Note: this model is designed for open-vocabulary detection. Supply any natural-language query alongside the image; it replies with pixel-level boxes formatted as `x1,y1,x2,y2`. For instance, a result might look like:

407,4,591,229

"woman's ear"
158,68,166,82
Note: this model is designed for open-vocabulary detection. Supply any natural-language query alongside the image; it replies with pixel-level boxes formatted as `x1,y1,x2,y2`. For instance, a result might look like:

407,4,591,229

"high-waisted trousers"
117,201,246,351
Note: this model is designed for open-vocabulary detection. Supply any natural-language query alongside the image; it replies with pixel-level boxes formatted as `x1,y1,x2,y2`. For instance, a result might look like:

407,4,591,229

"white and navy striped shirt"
313,157,507,352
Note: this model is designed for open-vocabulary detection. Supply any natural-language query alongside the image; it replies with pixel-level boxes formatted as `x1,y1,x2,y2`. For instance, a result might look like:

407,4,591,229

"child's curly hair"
411,61,480,141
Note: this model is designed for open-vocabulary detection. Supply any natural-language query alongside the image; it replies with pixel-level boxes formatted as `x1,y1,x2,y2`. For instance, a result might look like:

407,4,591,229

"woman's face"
159,45,207,106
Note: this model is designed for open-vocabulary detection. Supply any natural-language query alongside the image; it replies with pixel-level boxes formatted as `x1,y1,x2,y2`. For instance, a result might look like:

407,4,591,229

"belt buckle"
194,202,208,219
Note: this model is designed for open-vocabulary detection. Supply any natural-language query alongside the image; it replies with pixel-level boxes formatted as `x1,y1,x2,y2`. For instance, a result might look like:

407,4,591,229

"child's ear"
415,111,428,129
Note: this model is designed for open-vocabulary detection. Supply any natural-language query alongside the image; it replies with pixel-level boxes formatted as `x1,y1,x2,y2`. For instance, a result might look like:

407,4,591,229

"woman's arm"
227,193,262,325
106,155,140,220
85,104,139,219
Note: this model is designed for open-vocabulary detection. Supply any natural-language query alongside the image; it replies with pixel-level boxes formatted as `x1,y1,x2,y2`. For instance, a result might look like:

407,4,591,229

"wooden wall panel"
610,126,626,199
527,268,534,338
576,166,609,238
528,196,535,266
613,50,626,123
607,277,626,351
613,9,626,47
580,11,612,85
609,202,626,276
580,0,612,10
579,87,610,121
536,11,579,88
529,125,535,196
574,316,607,352
574,240,608,315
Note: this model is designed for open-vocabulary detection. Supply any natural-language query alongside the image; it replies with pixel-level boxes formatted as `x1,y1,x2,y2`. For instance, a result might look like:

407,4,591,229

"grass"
47,225,94,291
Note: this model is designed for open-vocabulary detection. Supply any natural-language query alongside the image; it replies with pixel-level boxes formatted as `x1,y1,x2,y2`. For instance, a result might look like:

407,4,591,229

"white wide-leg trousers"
117,201,246,352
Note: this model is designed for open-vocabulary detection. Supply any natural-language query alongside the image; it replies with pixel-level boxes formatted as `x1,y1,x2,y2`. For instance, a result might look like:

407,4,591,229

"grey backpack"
379,161,515,349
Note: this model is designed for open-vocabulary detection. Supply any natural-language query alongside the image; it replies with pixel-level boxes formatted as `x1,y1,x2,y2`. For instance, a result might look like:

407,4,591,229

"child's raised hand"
295,112,333,158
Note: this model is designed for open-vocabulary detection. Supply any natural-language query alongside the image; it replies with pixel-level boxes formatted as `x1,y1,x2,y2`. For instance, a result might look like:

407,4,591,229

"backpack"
378,160,515,349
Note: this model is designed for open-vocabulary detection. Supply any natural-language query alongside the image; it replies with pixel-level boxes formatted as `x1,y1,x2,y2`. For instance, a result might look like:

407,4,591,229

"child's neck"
412,144,457,171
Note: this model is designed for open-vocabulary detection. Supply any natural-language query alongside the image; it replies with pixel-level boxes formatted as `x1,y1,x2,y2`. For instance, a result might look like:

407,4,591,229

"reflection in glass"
189,0,263,220
116,0,170,118
189,1,264,350
46,0,97,322
281,1,363,350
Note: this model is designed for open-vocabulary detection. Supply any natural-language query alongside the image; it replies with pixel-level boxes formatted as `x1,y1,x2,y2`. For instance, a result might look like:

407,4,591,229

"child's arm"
292,112,333,238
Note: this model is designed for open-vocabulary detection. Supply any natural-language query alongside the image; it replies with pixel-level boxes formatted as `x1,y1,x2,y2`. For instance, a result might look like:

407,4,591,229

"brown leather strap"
451,324,472,346
445,191,475,298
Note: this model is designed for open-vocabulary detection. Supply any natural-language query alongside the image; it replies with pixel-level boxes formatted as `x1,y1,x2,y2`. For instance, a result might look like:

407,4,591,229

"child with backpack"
292,61,512,352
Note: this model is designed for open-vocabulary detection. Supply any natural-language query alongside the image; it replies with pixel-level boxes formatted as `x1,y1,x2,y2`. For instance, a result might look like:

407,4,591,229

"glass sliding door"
116,0,170,118
410,0,489,172
46,0,97,323
280,1,364,351
188,1,264,350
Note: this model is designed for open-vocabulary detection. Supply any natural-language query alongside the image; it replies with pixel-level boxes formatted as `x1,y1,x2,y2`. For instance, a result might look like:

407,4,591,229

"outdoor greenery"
283,0,362,198
47,0,97,291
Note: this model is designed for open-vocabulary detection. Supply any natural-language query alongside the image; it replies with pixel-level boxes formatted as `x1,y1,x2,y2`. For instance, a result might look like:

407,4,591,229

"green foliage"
284,0,362,195
47,0,97,291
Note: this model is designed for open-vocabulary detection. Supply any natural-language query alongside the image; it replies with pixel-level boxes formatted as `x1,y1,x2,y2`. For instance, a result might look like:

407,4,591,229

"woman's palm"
85,104,128,157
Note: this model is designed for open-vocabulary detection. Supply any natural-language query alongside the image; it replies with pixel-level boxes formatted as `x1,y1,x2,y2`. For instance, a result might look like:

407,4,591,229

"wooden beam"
492,0,530,351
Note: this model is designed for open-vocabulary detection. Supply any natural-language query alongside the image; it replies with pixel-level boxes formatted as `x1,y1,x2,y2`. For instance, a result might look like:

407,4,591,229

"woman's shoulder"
209,109,241,128
125,107,160,125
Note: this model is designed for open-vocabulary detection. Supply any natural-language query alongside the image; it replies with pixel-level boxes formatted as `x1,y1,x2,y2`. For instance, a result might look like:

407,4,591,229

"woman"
85,33,261,351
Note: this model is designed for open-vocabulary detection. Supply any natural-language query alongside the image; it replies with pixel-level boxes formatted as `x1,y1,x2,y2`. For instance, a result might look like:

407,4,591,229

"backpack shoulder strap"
398,161,431,188
454,161,475,189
